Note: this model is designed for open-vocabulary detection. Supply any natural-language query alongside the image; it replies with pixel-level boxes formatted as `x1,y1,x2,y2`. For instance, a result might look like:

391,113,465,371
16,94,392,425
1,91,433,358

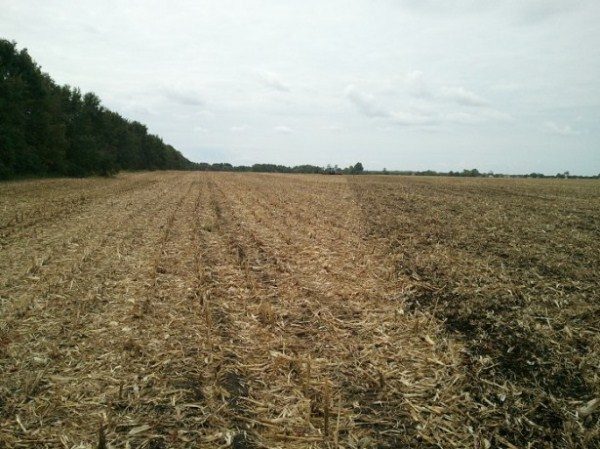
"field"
0,172,599,448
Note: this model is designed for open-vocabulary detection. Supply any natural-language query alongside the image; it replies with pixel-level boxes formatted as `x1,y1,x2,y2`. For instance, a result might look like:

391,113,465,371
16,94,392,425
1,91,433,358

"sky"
1,0,599,175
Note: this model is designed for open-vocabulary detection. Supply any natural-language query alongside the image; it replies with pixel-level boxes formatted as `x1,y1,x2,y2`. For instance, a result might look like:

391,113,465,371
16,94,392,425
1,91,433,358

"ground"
0,172,598,448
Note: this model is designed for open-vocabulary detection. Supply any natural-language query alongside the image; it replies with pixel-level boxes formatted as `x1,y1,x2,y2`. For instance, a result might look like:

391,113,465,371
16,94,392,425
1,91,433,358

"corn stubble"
0,172,598,448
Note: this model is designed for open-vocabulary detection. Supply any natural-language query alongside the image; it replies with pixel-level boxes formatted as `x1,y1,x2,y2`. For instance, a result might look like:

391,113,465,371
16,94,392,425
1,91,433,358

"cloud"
258,70,290,92
517,0,587,24
445,112,481,124
274,125,293,133
401,71,489,107
397,0,490,15
193,125,208,133
397,0,589,24
404,70,431,98
230,124,251,133
321,125,343,131
391,111,438,126
544,121,579,136
162,87,204,106
345,85,389,118
481,109,513,121
446,109,513,124
346,82,510,128
346,84,438,127
440,86,488,107
491,83,522,92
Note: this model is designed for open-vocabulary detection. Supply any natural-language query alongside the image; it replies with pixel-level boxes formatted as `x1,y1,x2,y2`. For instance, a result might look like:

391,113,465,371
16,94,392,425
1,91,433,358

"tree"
352,162,364,174
461,168,480,177
0,39,197,179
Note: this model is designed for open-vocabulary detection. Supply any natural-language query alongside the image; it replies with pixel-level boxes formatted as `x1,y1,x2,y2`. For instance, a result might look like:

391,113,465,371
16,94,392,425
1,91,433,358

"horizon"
2,1,599,176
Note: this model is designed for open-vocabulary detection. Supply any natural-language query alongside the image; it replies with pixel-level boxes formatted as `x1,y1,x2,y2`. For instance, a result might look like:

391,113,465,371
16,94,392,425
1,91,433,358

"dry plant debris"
0,172,598,448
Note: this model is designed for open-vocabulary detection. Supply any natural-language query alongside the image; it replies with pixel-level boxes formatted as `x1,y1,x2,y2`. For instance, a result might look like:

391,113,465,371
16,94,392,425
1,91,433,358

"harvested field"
0,172,599,448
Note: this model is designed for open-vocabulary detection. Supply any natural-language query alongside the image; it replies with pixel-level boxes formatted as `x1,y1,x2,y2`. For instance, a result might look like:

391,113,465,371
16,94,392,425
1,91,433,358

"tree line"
372,168,599,179
0,39,196,179
196,164,598,179
197,162,364,175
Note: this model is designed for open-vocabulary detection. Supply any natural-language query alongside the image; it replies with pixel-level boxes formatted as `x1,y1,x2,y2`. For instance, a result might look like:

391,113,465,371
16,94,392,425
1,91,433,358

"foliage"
0,39,196,179
195,162,327,174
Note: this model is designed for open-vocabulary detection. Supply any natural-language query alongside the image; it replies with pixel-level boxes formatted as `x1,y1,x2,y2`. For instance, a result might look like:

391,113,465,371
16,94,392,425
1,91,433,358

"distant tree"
292,164,323,174
351,162,364,174
211,163,234,171
461,168,480,177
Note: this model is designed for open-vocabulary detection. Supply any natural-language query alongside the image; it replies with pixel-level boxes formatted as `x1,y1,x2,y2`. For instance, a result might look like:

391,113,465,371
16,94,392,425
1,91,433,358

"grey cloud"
347,82,503,127
517,0,587,24
481,109,513,122
440,86,488,107
345,85,390,118
322,125,343,131
398,0,590,24
274,125,293,133
162,87,204,107
346,85,438,126
491,83,522,93
446,109,512,124
231,125,251,133
403,70,431,98
396,0,492,16
391,111,438,127
403,72,489,107
258,71,290,92
544,121,579,136
445,112,482,125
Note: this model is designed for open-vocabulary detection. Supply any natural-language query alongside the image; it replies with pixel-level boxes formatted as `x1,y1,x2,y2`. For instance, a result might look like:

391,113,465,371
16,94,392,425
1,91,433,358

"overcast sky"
2,1,599,174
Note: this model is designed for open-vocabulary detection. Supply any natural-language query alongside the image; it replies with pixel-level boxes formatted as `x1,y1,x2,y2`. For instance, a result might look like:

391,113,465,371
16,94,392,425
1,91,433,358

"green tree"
0,39,197,179
352,162,364,174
